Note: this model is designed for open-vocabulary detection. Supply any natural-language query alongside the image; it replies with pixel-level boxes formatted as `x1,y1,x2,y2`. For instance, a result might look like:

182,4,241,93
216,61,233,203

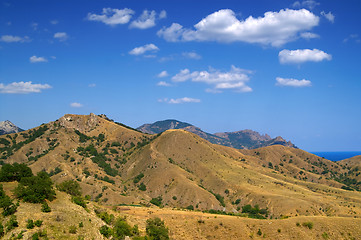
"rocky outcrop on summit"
0,120,24,135
137,120,297,149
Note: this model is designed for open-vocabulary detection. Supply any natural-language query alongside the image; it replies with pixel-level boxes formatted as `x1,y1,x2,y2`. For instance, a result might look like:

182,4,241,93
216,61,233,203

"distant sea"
311,151,361,161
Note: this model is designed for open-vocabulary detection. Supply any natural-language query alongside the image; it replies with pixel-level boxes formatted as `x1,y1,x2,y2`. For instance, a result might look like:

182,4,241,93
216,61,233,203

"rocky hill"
0,120,24,135
137,119,297,149
0,113,361,239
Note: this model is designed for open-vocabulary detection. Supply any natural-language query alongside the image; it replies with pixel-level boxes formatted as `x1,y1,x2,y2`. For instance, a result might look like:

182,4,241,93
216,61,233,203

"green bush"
0,185,17,216
41,202,51,212
138,182,147,191
14,171,55,203
257,229,262,236
34,220,43,227
57,180,82,196
72,196,87,208
0,223,4,238
6,215,18,231
146,217,169,240
27,219,35,229
99,225,112,238
302,221,314,229
186,205,194,211
0,163,33,182
150,196,162,207
133,173,144,184
113,218,132,239
95,209,114,225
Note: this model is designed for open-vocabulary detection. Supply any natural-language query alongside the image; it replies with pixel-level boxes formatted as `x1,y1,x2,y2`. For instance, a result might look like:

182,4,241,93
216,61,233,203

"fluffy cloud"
171,66,252,93
159,10,167,19
279,49,332,64
129,43,159,55
182,52,201,59
29,56,47,63
276,77,312,87
54,32,68,41
0,35,30,43
70,102,83,108
157,71,169,78
87,8,134,26
157,81,171,87
292,0,320,9
50,20,59,25
300,32,320,39
321,11,335,23
0,81,52,94
158,9,319,46
158,97,201,104
130,10,156,29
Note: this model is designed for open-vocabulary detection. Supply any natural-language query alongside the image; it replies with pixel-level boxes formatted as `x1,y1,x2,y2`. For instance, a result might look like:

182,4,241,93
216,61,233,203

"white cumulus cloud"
0,81,52,94
321,11,335,23
0,35,30,43
158,8,319,46
130,10,167,29
276,77,312,87
279,49,332,64
54,32,68,41
129,43,159,55
171,66,252,93
29,56,48,63
87,8,134,26
70,102,83,108
157,71,169,78
158,97,201,104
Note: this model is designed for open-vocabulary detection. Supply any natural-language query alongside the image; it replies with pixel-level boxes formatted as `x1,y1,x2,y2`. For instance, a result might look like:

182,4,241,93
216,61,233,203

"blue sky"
0,0,360,151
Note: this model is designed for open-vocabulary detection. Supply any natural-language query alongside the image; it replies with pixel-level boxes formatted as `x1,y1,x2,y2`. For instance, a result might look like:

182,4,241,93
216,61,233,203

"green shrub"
138,182,147,191
150,196,162,207
27,219,35,229
322,232,329,239
302,221,313,229
146,217,169,240
95,209,114,225
0,185,17,216
133,173,144,184
186,205,194,211
34,220,43,227
113,218,132,239
72,196,87,208
79,221,84,228
0,223,4,238
257,229,262,236
99,225,112,238
41,202,51,212
57,180,81,196
6,215,18,231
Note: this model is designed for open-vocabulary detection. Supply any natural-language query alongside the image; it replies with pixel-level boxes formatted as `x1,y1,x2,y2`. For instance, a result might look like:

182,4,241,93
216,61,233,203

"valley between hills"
0,113,361,239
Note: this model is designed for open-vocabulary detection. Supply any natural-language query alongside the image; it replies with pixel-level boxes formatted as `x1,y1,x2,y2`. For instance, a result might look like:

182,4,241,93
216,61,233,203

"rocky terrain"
0,120,24,135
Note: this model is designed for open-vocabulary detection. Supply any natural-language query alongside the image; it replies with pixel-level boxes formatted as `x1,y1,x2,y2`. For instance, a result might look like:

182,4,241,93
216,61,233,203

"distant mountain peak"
0,120,24,135
137,119,297,149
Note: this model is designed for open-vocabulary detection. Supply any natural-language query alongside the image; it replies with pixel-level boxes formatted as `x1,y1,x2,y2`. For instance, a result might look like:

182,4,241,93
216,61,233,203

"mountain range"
0,113,361,239
0,120,24,135
137,119,297,149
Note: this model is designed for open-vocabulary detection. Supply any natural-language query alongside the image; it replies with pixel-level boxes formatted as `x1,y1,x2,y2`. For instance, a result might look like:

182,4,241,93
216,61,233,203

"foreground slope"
0,114,360,220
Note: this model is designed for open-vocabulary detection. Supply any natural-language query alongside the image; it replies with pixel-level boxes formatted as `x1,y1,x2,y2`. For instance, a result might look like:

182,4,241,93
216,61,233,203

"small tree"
146,217,169,240
57,180,81,196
